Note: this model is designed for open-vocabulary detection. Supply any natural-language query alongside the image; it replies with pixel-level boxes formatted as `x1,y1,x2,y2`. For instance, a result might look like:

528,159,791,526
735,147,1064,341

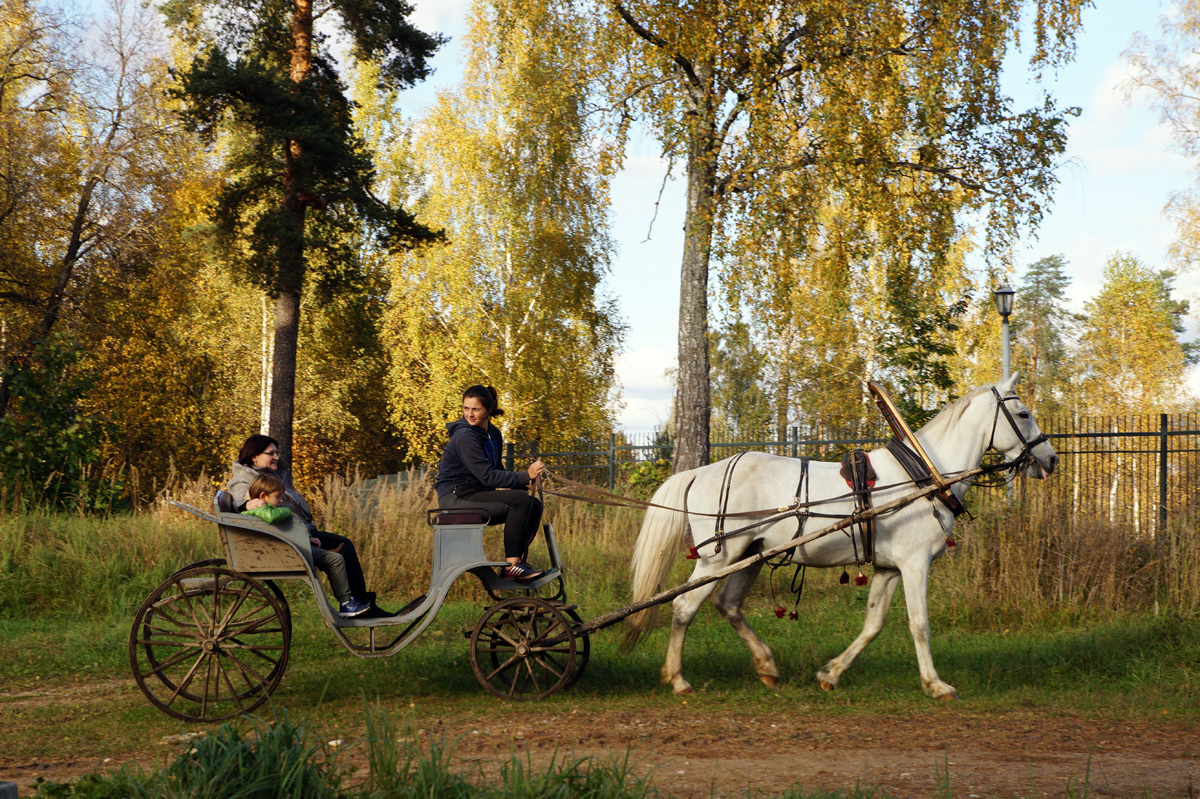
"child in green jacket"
243,474,369,618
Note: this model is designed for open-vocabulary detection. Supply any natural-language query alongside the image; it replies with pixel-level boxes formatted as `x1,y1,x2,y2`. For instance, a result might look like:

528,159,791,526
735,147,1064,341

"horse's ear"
998,371,1020,394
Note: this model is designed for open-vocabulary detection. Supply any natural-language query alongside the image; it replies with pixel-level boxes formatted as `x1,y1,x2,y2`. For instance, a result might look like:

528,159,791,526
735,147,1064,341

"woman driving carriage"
435,385,547,581
226,434,384,616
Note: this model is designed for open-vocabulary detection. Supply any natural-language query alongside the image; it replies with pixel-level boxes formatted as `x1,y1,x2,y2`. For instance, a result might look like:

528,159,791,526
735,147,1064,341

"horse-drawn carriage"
129,497,590,722
130,375,1058,720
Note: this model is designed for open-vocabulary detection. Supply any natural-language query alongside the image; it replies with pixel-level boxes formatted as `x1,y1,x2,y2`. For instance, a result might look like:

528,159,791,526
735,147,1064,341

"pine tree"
160,0,443,469
1012,255,1079,415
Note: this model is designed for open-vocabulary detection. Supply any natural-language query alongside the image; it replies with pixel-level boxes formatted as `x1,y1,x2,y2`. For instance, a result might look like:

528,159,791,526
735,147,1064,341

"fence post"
609,433,616,491
791,426,798,459
505,442,514,471
1160,413,1169,533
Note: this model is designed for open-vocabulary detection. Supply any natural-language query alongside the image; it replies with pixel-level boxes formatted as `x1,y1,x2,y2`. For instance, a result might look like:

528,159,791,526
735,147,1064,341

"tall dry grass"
934,491,1200,626
308,472,647,604
2,469,1198,625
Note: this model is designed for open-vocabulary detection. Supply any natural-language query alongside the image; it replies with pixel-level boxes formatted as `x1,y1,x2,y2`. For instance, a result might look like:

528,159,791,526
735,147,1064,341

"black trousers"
439,488,543,559
312,530,368,599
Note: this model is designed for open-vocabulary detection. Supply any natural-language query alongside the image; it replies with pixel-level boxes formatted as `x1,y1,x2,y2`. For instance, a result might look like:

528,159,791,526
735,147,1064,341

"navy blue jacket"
434,419,530,499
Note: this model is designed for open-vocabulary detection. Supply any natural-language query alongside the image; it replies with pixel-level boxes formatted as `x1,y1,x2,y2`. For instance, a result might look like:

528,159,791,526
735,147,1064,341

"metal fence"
506,413,1200,535
1032,414,1200,535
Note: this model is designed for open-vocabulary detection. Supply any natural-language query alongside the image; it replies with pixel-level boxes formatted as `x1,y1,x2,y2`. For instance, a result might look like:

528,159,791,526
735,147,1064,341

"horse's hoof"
816,672,836,691
759,675,779,690
673,684,696,696
936,690,959,701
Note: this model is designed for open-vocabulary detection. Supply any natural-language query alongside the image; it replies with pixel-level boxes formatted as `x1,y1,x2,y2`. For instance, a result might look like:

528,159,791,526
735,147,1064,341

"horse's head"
989,372,1058,479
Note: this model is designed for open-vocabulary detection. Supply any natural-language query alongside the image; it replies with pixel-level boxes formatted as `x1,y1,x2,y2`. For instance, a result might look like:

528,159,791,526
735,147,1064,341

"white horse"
624,373,1058,699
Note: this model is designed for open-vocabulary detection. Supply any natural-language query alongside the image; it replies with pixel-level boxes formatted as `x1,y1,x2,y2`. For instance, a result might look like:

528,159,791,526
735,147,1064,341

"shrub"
620,459,672,500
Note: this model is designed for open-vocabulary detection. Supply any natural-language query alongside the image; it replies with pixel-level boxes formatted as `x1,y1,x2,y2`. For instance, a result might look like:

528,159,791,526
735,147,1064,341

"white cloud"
409,0,469,37
617,346,674,391
619,401,674,432
615,347,675,432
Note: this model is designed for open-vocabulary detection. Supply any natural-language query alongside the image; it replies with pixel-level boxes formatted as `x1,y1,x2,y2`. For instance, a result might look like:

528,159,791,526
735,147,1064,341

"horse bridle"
986,387,1050,472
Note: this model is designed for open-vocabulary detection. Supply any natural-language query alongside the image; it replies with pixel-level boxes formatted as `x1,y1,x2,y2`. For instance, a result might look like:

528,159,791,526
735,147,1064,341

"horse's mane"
919,384,993,436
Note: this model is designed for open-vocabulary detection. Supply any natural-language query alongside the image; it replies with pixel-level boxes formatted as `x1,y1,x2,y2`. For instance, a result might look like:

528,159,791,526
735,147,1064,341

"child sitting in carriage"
242,473,370,618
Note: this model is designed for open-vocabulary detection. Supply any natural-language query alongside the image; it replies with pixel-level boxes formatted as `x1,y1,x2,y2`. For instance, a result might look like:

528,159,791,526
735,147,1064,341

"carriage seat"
431,510,489,526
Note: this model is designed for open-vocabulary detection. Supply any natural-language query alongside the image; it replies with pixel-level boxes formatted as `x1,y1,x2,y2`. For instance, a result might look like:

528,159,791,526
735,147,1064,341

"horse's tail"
622,471,696,650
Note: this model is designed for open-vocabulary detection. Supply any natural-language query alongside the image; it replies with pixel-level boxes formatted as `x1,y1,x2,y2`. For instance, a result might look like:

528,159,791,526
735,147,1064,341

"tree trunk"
269,287,301,471
260,295,273,434
0,174,99,417
266,0,314,472
672,98,719,473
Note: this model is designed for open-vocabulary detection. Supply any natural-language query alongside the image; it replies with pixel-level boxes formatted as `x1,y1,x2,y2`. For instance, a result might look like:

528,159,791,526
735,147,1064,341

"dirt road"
446,706,1200,798
4,678,1199,797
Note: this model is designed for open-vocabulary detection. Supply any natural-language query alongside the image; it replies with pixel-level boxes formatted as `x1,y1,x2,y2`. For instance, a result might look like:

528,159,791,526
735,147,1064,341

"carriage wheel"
479,604,589,690
129,566,291,722
469,597,576,700
167,560,290,635
561,607,590,689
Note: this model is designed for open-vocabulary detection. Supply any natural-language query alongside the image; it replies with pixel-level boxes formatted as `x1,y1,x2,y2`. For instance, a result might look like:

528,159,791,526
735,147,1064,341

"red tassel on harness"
773,606,786,618
789,611,798,621
839,570,850,585
855,573,868,587
686,546,700,560
945,538,957,548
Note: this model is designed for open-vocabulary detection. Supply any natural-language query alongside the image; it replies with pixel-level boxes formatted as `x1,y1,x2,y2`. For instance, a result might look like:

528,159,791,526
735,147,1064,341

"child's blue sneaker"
339,597,370,617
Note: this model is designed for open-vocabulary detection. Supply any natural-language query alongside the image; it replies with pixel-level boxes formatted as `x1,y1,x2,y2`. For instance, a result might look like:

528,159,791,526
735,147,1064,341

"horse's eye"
1018,412,1030,420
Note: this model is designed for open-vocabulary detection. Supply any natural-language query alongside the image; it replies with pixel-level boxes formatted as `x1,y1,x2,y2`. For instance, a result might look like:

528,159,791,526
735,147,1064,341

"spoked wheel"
478,604,588,689
561,607,590,689
129,565,291,722
165,559,293,636
469,597,576,700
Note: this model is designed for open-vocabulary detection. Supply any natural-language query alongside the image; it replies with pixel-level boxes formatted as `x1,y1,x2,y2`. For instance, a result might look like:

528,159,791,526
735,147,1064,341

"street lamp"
993,284,1015,381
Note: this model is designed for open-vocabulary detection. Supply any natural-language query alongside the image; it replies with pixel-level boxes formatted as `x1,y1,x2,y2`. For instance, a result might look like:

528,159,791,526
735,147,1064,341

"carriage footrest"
396,594,426,616
490,566,562,590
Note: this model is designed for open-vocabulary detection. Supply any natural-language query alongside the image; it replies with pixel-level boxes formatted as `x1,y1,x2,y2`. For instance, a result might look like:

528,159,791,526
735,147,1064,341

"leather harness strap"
840,449,876,564
710,452,748,554
886,437,934,490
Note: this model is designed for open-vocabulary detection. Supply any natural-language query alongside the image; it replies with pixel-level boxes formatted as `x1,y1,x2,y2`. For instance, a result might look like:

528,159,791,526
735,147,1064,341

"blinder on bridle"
983,386,1050,480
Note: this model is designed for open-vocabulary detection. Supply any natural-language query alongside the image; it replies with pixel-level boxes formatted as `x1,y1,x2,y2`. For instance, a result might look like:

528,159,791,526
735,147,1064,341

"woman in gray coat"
227,434,377,615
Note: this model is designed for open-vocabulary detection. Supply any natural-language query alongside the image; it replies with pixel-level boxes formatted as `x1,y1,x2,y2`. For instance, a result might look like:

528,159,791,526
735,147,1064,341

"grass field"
3,473,1199,796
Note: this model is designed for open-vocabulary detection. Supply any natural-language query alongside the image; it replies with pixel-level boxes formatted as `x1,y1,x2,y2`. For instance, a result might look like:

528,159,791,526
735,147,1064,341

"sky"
401,1,1196,432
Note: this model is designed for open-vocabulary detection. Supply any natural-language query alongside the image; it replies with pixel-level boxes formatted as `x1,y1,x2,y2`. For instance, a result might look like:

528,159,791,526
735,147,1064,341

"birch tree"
1076,253,1193,414
595,0,1085,470
0,0,178,416
1128,1,1200,271
382,0,624,462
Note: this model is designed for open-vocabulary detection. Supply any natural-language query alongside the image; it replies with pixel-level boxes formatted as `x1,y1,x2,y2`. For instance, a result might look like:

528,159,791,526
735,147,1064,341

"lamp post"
993,284,1015,381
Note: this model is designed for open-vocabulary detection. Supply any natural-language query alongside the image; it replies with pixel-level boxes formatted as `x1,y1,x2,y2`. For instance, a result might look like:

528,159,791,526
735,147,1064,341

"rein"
541,387,1046,555
541,468,874,519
